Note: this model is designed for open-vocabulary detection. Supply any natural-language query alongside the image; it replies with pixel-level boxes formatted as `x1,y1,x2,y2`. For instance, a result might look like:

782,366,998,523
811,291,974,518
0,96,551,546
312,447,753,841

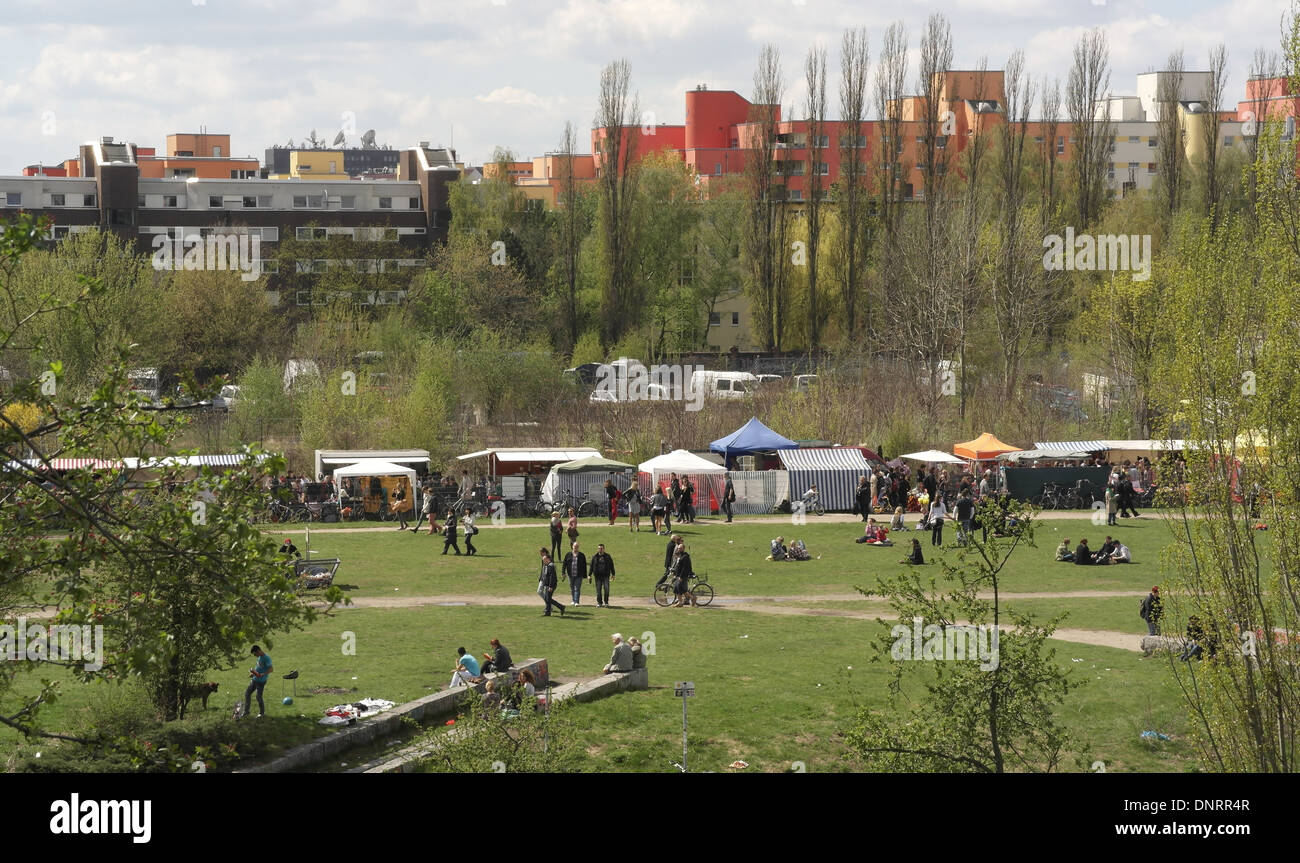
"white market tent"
331,459,417,489
899,450,965,464
638,449,728,515
457,447,601,479
315,449,429,481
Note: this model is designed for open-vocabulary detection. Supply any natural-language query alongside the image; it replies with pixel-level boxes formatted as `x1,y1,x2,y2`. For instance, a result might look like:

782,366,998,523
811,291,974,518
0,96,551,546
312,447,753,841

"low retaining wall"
236,658,549,774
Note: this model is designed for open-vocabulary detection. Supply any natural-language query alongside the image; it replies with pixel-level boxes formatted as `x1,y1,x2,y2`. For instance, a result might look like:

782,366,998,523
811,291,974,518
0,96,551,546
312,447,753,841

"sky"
0,0,1291,172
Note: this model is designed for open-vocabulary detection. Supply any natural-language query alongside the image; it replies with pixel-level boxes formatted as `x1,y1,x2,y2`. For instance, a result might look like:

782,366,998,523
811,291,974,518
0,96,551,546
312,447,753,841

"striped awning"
13,458,123,471
778,448,871,472
778,447,870,512
1034,441,1112,453
124,454,268,469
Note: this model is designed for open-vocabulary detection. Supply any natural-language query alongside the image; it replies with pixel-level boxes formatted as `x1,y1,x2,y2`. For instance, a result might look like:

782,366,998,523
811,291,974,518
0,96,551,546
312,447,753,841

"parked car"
213,384,241,411
689,370,758,399
793,374,819,392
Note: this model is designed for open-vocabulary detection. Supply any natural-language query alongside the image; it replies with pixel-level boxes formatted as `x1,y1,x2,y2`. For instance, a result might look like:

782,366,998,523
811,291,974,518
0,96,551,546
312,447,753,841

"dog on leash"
184,682,219,710
1140,635,1180,657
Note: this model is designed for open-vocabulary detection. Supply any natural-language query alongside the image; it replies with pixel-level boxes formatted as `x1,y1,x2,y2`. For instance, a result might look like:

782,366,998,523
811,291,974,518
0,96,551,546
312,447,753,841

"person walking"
1105,482,1118,526
1119,473,1141,518
548,509,564,560
242,645,273,719
461,510,478,556
856,474,872,522
683,476,696,523
605,477,619,526
651,487,670,535
722,473,736,523
668,543,696,607
1140,586,1163,635
657,533,681,588
955,490,975,547
624,480,643,532
418,485,438,536
591,542,616,607
441,511,461,555
562,541,587,606
566,507,580,546
929,494,948,548
537,550,565,617
394,482,410,530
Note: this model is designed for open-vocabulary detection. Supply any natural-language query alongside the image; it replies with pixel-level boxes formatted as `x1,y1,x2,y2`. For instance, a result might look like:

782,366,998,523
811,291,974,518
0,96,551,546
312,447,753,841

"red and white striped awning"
41,458,122,471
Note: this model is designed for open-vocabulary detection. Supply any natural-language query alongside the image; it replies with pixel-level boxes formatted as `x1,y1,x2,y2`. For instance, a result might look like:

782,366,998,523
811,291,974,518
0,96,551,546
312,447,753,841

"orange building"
135,133,261,179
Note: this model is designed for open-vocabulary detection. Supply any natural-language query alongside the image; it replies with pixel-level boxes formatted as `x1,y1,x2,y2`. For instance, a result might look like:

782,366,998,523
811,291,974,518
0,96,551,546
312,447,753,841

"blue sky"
0,0,1289,172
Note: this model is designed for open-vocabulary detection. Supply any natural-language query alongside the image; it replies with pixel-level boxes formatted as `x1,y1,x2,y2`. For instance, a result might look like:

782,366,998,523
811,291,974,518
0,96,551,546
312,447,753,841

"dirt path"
315,591,1144,652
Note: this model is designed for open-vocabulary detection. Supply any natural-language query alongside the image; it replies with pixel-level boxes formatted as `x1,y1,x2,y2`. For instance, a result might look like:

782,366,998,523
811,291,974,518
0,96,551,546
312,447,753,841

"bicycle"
796,493,826,517
538,489,596,518
448,496,488,519
653,570,714,607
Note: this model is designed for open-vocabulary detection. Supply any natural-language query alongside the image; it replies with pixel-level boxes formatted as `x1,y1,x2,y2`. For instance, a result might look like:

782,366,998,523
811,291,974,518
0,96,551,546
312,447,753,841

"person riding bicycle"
669,544,696,608
800,483,820,511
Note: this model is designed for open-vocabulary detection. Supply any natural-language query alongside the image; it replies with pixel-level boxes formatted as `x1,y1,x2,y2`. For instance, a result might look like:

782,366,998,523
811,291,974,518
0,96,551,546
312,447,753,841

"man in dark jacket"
441,511,461,555
1140,586,1163,635
955,491,975,546
561,541,588,605
657,534,681,587
538,550,565,617
1073,538,1094,565
482,638,513,674
722,474,736,523
856,475,872,521
591,542,616,607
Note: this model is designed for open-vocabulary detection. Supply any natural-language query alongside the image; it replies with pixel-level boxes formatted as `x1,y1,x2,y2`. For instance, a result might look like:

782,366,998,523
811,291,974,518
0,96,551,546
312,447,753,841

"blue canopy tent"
710,417,799,468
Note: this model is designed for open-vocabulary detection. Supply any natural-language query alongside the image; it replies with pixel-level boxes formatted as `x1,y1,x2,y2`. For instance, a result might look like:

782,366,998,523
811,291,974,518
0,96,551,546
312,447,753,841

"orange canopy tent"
953,433,1021,461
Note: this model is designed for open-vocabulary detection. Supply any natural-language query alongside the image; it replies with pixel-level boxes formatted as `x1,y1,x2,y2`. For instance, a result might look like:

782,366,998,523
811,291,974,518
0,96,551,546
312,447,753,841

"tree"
416,688,581,773
1200,44,1230,226
0,213,334,739
847,501,1083,772
835,26,871,342
1066,28,1114,229
803,43,828,350
154,268,283,383
635,151,702,357
1156,49,1187,218
743,44,786,352
594,59,643,350
556,121,584,351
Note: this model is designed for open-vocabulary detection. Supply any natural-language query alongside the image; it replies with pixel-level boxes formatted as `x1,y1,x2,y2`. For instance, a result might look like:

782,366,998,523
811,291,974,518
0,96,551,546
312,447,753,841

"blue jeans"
569,575,583,603
244,680,266,716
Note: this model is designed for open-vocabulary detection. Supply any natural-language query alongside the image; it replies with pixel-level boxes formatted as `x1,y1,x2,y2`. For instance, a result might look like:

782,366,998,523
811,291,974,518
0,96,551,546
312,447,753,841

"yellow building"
704,290,756,352
268,150,350,180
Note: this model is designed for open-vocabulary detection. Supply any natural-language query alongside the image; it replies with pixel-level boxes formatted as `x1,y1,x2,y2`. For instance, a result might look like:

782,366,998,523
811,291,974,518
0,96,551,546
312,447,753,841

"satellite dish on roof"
332,130,346,147
287,138,295,148
361,129,376,148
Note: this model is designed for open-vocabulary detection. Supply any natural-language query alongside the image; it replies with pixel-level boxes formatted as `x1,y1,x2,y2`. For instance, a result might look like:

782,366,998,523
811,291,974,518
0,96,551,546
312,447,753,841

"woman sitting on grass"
890,506,905,532
768,536,789,561
855,518,893,546
899,538,925,565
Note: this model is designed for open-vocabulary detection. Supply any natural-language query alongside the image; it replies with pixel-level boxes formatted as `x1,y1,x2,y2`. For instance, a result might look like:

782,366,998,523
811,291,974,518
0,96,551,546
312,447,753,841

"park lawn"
3,600,1198,773
282,515,1201,602
776,596,1149,636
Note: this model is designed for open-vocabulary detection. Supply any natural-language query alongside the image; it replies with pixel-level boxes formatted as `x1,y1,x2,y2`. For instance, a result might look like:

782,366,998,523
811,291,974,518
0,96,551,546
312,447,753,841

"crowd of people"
1055,535,1132,565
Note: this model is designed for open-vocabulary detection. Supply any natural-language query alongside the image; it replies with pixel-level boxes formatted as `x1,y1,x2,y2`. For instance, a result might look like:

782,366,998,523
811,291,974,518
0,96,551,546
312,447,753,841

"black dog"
185,682,219,710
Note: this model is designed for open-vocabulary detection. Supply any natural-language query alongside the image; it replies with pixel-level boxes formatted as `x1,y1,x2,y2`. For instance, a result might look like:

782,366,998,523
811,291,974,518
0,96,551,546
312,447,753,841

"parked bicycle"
653,570,714,607
535,489,596,518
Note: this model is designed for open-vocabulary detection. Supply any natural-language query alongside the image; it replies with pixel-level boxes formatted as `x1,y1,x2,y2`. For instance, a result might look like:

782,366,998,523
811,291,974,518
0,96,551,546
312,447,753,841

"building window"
213,146,223,157
53,225,70,239
243,196,257,208
709,312,721,326
84,194,96,207
1128,135,1139,143
164,195,178,208
1057,137,1065,154
340,195,356,209
1147,163,1156,174
714,163,722,175
815,162,829,175
137,194,146,207
209,195,223,208
409,197,420,209
172,169,195,178
731,312,739,326
295,227,328,240
1128,162,1139,171
329,161,337,173
1224,135,1235,147
108,208,133,226
51,193,65,206
258,195,271,207
293,195,323,208
789,189,803,201
1033,136,1044,144
936,136,947,150
5,192,20,206
1148,136,1158,148
379,197,392,209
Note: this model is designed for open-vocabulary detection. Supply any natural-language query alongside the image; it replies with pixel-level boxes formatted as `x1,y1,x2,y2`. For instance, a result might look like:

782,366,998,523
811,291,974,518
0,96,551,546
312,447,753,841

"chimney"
418,141,430,149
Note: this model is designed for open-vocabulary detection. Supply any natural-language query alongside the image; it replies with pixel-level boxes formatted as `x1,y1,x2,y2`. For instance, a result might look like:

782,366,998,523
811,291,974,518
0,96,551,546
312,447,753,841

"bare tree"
557,121,581,351
743,44,785,351
836,26,871,343
1038,77,1063,234
916,13,954,219
873,21,909,237
1156,48,1186,217
594,59,642,350
952,59,993,419
1244,48,1281,218
1066,28,1113,228
804,44,828,351
1202,44,1229,225
991,52,1054,402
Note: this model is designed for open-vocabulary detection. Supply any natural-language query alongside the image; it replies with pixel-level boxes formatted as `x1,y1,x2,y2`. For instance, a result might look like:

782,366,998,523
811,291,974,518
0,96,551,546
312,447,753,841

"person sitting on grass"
1108,541,1132,564
856,518,893,546
1073,538,1094,565
890,506,905,532
1055,538,1075,562
899,537,925,565
788,539,812,560
769,536,789,561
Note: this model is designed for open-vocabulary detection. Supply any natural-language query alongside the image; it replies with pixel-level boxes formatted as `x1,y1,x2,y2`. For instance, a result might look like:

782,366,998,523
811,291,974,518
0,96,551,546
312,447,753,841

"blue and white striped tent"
778,448,871,512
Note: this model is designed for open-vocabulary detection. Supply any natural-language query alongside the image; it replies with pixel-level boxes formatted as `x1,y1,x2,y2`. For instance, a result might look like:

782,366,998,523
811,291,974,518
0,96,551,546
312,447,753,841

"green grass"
5,511,1243,772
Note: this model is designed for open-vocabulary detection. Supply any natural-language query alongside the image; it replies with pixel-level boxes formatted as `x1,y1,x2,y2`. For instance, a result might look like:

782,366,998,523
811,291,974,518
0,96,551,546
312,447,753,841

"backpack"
1139,596,1151,620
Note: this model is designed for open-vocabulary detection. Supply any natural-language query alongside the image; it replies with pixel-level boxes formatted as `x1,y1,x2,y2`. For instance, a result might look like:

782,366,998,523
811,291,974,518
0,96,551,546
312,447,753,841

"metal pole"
682,690,688,773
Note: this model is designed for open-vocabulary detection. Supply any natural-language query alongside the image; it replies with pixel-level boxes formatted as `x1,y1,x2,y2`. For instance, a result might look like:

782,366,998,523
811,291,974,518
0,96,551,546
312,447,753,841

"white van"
690,370,758,400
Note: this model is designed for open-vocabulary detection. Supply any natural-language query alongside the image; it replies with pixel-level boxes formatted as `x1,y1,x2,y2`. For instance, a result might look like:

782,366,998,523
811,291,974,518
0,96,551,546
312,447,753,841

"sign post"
674,681,695,773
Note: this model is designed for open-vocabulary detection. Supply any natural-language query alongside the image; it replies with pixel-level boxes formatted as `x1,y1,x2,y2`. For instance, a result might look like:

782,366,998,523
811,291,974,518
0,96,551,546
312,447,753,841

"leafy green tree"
847,501,1083,772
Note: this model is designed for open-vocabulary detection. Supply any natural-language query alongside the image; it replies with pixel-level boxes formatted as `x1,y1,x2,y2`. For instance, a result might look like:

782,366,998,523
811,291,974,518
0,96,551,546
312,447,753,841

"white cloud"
476,86,553,111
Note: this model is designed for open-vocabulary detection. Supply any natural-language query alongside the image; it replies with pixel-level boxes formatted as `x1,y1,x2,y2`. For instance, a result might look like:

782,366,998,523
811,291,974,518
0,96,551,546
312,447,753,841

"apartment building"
0,136,462,306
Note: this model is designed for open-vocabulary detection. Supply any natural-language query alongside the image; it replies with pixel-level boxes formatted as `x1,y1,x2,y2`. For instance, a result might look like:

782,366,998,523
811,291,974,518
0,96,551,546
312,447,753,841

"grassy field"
3,510,1236,772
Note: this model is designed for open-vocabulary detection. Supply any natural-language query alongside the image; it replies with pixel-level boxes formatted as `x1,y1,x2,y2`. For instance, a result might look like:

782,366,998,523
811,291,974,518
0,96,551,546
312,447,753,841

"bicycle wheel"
578,500,597,518
691,581,714,606
653,583,674,607
812,502,825,516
